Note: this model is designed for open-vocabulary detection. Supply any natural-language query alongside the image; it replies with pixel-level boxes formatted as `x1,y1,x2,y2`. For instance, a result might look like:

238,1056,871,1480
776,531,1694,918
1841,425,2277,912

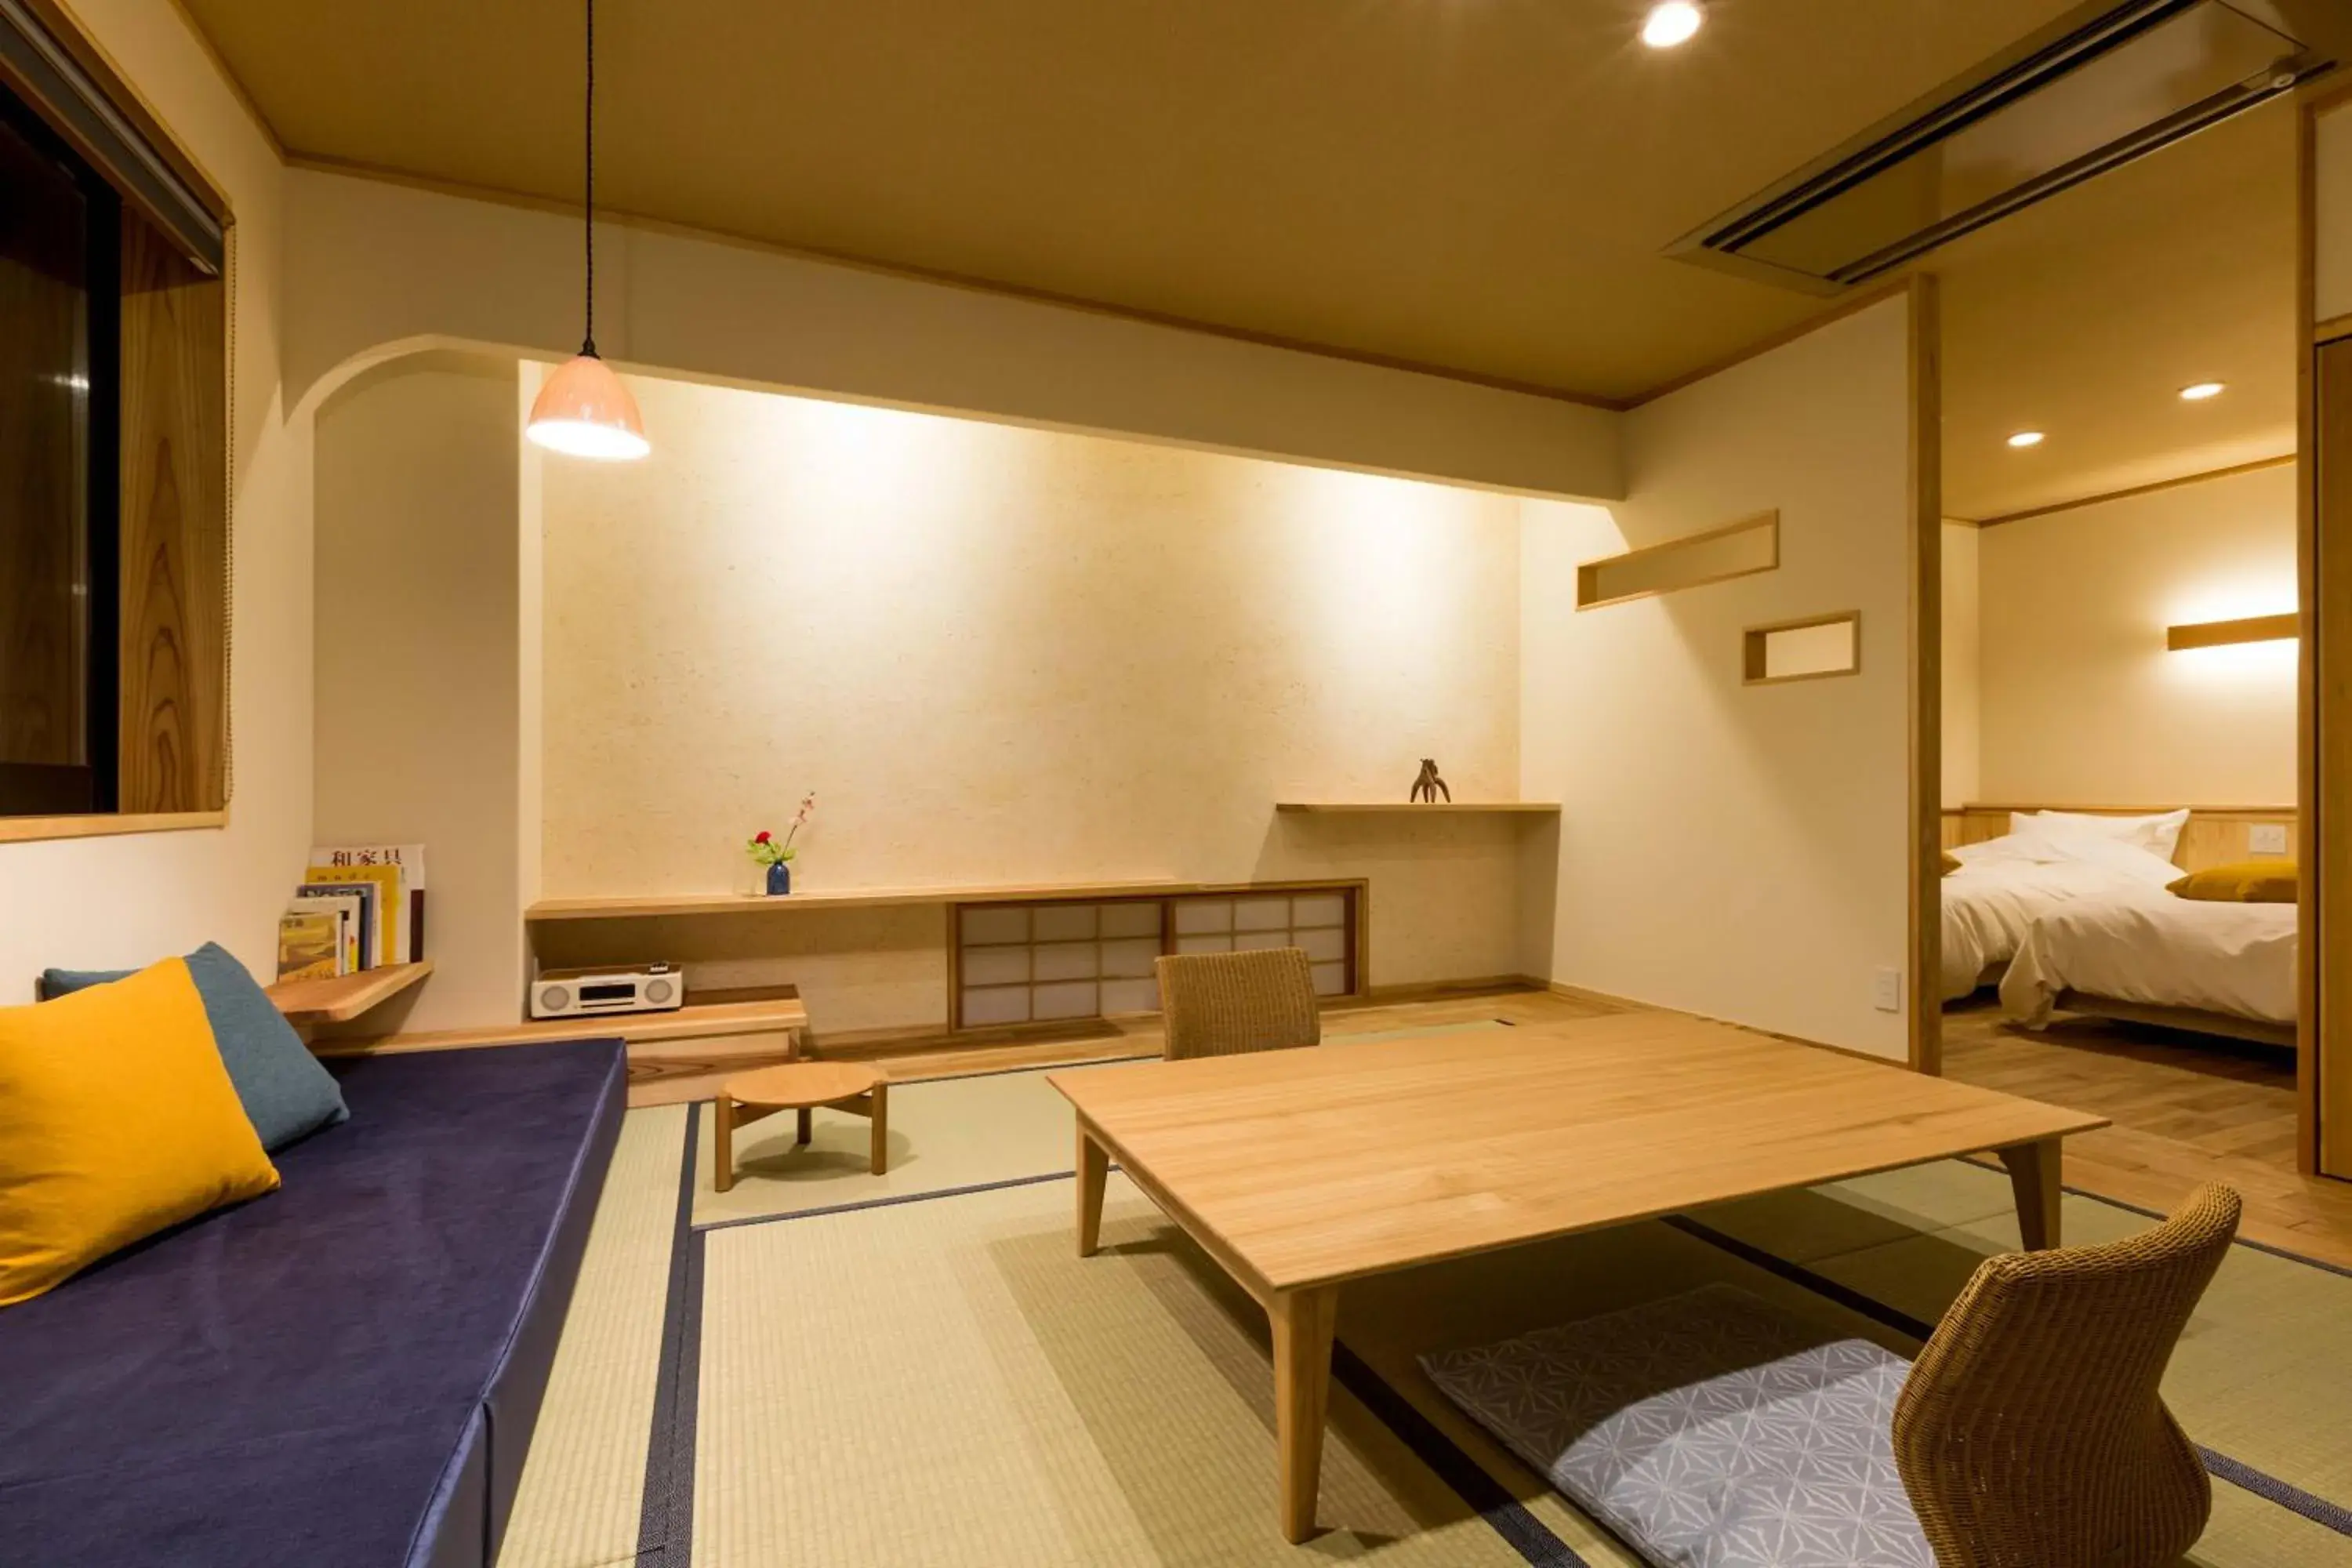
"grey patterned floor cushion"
1420,1283,1932,1568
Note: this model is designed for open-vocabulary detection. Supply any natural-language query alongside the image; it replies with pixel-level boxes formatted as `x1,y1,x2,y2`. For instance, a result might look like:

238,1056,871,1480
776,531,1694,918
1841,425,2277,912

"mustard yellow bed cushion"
2168,859,2298,905
1940,851,1962,877
0,958,280,1306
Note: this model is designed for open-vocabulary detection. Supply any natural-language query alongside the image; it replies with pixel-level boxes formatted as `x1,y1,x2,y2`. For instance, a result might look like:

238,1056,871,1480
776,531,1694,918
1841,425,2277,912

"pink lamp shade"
527,352,649,460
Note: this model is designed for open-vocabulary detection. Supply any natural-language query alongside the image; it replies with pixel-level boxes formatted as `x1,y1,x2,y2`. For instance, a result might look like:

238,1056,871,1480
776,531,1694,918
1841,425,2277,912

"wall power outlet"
2250,824,2289,856
1872,967,1903,1014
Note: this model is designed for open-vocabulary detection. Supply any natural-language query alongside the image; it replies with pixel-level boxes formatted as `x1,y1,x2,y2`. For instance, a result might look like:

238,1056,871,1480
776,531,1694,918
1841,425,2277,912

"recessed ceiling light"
1641,2,1704,49
2007,430,2046,448
2180,381,2226,401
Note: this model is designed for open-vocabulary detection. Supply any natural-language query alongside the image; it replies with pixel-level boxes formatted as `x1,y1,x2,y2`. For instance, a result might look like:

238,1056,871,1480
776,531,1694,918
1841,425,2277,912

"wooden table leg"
714,1097,737,1194
797,1107,813,1146
1076,1124,1109,1258
1271,1286,1337,1544
2000,1137,2063,1250
869,1080,889,1175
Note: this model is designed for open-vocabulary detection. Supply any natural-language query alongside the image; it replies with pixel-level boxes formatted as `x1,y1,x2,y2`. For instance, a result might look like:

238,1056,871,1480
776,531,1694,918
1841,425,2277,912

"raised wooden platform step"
310,985,811,1106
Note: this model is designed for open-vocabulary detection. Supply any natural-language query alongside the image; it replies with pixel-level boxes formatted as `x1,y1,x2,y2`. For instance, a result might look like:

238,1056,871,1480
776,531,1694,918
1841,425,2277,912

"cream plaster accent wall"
0,0,314,997
538,376,1532,1033
1976,462,2297,807
1520,298,1916,1059
1942,522,1982,808
312,352,526,1033
282,169,1622,503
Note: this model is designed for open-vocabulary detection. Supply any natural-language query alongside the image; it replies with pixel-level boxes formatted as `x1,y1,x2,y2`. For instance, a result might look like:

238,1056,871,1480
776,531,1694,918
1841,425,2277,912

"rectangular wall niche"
1744,611,1861,685
1577,510,1779,610
954,885,1359,1029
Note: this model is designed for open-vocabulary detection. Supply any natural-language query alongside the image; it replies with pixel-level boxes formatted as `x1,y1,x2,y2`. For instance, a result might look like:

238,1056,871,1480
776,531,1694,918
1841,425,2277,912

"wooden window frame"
0,1,230,843
1575,510,1780,611
1743,611,1862,686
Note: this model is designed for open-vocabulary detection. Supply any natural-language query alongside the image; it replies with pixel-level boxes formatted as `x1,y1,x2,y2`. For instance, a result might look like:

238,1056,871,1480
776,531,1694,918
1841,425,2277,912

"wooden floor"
836,982,2352,1272
1942,996,2352,1270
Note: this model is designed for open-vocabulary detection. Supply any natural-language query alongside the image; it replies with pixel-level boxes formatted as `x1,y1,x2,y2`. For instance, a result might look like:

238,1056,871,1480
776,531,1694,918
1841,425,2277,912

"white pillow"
1956,829,2182,887
2013,808,2189,862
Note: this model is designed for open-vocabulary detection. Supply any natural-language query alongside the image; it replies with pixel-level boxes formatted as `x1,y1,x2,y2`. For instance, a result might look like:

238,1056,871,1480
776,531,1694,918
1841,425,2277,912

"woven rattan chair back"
1892,1181,2241,1568
1154,948,1321,1061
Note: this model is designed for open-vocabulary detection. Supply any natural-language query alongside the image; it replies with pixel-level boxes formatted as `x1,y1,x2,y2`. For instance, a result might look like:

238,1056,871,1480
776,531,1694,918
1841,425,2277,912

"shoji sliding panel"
956,898,1167,1028
953,885,1361,1029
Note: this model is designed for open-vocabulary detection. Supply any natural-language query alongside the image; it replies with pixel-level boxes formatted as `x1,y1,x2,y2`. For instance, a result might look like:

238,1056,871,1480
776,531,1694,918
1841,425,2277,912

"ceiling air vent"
1674,0,2349,293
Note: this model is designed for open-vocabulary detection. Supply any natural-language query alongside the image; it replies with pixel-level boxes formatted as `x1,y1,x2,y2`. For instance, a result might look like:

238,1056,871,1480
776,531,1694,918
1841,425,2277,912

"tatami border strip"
694,1168,1082,1232
2198,1447,2352,1536
1330,1342,1588,1566
635,1111,704,1564
2063,1183,2352,1279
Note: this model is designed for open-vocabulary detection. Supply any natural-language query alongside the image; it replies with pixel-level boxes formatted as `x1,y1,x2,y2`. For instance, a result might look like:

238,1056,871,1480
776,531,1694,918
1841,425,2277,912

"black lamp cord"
582,0,598,358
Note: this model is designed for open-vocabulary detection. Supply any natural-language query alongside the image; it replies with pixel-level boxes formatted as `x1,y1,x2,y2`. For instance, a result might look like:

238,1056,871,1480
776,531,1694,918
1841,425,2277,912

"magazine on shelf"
293,886,371,975
302,862,402,967
276,909,342,982
310,844,427,964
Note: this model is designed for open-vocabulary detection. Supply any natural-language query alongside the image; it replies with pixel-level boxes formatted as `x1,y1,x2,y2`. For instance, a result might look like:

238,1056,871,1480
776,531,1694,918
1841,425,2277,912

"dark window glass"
0,87,116,815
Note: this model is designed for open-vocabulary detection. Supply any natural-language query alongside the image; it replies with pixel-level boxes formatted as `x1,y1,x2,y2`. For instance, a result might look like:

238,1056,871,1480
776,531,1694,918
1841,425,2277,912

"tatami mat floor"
499,992,2352,1567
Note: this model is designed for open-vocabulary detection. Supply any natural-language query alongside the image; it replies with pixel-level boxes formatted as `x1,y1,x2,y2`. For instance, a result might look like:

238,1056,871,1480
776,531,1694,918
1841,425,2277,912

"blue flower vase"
765,861,792,896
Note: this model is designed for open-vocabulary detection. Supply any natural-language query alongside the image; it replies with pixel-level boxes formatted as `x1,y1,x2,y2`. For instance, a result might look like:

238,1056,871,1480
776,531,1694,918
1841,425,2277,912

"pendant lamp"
527,0,648,460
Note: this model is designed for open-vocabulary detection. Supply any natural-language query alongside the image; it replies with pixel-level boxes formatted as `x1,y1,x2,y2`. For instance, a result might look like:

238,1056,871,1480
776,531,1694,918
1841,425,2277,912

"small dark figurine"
1410,758,1451,804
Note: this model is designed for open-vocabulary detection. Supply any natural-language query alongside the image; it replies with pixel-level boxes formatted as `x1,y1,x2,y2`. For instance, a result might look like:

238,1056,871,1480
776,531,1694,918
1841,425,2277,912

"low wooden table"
1049,1011,2109,1543
714,1061,889,1191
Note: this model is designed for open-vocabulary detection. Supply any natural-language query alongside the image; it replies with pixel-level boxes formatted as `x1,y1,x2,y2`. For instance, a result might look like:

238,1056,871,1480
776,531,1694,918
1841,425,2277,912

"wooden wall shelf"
525,880,1190,922
1275,802,1561,815
267,961,434,1027
308,985,812,1108
309,985,808,1057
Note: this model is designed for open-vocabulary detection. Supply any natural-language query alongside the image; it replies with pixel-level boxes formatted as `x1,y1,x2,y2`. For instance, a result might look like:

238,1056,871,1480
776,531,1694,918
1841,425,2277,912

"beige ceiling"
1933,96,2299,521
179,0,2092,404
179,0,2298,513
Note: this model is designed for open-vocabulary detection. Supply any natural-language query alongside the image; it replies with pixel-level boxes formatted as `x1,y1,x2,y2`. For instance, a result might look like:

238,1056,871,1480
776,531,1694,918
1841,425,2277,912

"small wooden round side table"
714,1062,889,1192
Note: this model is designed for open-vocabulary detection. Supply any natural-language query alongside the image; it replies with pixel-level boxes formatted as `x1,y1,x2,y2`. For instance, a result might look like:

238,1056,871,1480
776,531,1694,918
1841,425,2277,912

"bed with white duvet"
1939,812,2189,1002
1999,894,2297,1033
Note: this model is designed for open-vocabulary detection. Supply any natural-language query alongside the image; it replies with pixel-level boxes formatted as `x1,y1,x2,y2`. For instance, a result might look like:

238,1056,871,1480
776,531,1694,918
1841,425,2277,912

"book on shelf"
293,886,371,975
310,844,426,964
276,909,342,982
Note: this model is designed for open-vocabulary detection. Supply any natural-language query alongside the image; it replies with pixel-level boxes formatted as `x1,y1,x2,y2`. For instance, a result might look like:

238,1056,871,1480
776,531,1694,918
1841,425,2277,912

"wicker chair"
1154,948,1321,1060
1892,1181,2241,1568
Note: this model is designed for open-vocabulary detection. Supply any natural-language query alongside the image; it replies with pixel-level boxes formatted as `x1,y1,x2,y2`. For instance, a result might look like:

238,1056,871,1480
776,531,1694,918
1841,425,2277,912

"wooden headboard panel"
1940,804,2298,873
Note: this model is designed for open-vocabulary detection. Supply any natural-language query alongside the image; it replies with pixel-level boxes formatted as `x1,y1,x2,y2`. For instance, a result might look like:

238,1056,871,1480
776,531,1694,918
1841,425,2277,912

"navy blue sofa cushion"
0,1036,625,1568
42,942,350,1149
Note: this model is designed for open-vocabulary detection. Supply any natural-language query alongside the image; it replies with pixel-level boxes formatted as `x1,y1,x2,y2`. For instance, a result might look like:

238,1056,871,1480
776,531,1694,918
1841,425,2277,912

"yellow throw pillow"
0,957,279,1306
2168,859,2298,905
1940,851,1962,877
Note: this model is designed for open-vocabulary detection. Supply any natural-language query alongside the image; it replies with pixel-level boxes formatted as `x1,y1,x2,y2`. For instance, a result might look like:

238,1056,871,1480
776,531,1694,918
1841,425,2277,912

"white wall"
1976,462,2296,806
1942,522,1982,807
283,169,1623,503
0,1,311,998
1521,297,1918,1058
312,352,526,1032
535,375,1537,1033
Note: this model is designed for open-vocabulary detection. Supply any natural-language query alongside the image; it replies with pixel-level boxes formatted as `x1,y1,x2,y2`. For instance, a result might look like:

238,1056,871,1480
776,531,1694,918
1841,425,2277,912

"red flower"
754,830,772,844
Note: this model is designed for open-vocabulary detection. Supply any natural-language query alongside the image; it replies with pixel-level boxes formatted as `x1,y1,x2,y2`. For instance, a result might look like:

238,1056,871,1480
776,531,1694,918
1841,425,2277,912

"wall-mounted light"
2166,612,2298,652
2006,430,2045,448
2179,381,2226,401
1641,2,1704,49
